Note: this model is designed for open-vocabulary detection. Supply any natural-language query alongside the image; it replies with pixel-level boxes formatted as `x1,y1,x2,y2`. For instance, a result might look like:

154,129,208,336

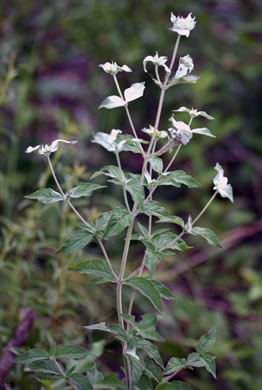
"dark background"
0,1,262,389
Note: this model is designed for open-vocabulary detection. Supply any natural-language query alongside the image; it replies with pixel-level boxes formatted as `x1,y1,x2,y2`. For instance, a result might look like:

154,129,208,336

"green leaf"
126,180,145,209
69,183,105,198
87,363,104,385
55,345,88,359
84,322,113,333
95,211,112,233
149,157,163,174
96,374,125,389
99,95,125,109
135,374,153,389
123,314,163,342
197,328,216,355
15,349,49,364
168,171,200,188
127,277,163,312
199,354,216,379
191,227,222,248
157,216,185,229
145,248,161,277
91,165,122,183
156,382,192,390
69,373,93,390
144,358,162,382
192,127,215,138
126,355,145,384
103,207,132,238
56,230,94,254
165,357,187,375
117,135,148,154
25,188,64,204
151,280,175,300
70,259,117,282
124,82,145,103
136,339,164,368
144,201,168,217
27,360,62,375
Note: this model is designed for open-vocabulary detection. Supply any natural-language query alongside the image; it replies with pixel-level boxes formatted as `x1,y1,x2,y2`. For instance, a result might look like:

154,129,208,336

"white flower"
143,52,171,74
213,163,233,202
174,55,194,80
170,13,196,37
92,129,124,152
99,61,132,75
174,107,215,120
25,139,77,156
142,125,168,139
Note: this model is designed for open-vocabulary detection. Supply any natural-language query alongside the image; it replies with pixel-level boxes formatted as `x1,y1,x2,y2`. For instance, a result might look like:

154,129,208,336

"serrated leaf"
199,354,216,379
124,82,145,103
87,363,104,385
144,201,168,217
126,180,145,209
165,357,187,375
69,183,105,198
55,345,88,359
145,248,161,277
156,382,192,390
149,157,163,174
95,211,112,232
70,259,117,282
127,277,163,312
15,349,49,364
135,374,153,390
99,95,125,109
197,328,216,355
126,355,145,385
144,358,162,382
91,165,122,182
69,373,93,390
191,227,222,248
25,188,64,204
56,230,94,254
103,207,132,238
27,360,62,375
136,339,164,368
167,171,199,188
97,373,125,389
192,127,215,138
151,280,175,300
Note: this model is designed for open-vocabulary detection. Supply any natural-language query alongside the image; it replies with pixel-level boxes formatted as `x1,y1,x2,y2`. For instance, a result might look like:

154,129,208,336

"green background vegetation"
0,0,262,388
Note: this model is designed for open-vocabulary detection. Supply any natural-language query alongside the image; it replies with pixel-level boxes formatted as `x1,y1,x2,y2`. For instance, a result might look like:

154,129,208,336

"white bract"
99,82,145,110
174,55,194,80
25,139,77,156
99,61,132,75
143,52,171,74
174,106,215,120
213,163,233,202
92,129,124,152
170,12,196,37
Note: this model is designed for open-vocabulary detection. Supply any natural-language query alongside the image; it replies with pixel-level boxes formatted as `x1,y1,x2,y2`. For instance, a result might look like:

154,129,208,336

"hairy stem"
52,358,78,390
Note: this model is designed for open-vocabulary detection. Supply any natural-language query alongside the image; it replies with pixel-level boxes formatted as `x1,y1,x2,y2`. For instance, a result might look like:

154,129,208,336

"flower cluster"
170,13,196,37
213,163,233,202
25,139,77,156
99,61,132,75
174,106,215,120
174,54,194,80
143,52,171,74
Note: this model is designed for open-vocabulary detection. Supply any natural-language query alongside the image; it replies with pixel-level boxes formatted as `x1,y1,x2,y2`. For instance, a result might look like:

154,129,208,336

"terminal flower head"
99,61,132,75
143,52,171,74
170,13,196,37
213,163,233,202
25,139,78,156
107,129,122,144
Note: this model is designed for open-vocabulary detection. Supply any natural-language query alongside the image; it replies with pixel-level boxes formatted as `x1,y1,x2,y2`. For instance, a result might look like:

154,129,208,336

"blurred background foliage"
0,0,262,389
